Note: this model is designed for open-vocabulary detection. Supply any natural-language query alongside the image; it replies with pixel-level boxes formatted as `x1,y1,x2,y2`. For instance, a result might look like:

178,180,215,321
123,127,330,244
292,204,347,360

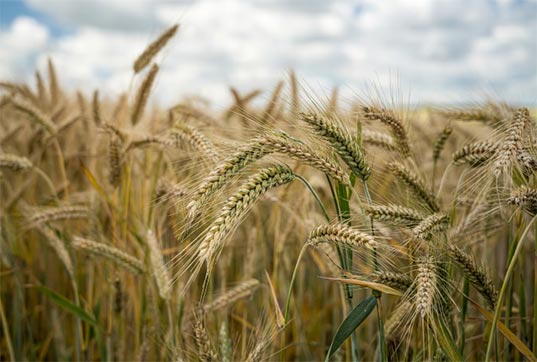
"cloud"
0,16,50,80
0,0,535,108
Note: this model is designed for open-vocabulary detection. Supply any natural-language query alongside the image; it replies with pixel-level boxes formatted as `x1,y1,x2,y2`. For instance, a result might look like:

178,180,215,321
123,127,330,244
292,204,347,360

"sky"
0,0,536,109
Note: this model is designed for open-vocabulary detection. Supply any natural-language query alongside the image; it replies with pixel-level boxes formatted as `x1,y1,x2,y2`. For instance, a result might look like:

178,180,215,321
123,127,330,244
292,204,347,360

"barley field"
1,23,537,362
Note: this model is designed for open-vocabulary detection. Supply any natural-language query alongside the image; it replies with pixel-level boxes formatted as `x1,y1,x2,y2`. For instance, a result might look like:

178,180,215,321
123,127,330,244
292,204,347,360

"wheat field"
1,24,536,362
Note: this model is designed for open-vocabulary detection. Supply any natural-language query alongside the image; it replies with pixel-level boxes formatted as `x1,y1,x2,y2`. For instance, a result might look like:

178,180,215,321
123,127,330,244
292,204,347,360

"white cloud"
0,0,535,108
0,17,49,80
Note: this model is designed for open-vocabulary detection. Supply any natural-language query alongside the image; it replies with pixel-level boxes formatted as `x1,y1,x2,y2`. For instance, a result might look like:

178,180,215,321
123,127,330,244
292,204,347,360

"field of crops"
1,24,536,361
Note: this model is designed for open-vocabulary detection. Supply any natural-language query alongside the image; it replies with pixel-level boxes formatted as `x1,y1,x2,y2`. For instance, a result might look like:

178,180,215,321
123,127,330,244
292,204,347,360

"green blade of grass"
35,285,98,327
325,295,377,361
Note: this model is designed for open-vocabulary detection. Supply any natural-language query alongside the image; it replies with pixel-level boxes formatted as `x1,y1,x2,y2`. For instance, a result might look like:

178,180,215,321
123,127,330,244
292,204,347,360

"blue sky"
0,0,535,108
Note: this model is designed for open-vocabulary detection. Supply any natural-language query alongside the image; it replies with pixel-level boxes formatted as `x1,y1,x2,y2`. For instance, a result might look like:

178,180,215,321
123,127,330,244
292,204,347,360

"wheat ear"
508,186,537,215
412,213,449,240
388,161,440,212
415,256,437,318
133,24,179,73
432,126,453,162
371,271,413,292
307,223,377,250
0,153,33,172
198,164,295,266
361,129,397,151
202,279,260,312
301,112,371,180
146,230,171,300
448,245,497,309
72,236,145,274
194,311,218,362
493,108,531,177
362,106,411,157
38,226,74,278
365,204,425,227
453,141,498,166
28,206,90,228
11,98,57,134
131,63,159,125
169,123,219,163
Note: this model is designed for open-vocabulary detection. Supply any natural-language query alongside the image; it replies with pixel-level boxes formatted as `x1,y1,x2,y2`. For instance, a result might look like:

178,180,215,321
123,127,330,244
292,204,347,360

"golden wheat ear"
133,24,179,73
300,112,371,180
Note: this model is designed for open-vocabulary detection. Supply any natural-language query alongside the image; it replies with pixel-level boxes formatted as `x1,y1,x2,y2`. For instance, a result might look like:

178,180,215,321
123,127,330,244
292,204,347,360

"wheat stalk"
38,226,74,278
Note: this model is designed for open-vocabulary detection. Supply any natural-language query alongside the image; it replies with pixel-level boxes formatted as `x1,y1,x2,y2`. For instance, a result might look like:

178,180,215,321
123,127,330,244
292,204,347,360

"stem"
296,174,331,222
0,294,15,362
362,180,386,362
485,214,537,361
533,219,537,353
459,277,469,355
52,138,69,200
284,243,309,323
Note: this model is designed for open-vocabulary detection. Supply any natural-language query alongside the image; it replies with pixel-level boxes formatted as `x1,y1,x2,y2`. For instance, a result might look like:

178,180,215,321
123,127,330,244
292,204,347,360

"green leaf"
35,285,98,327
434,317,462,362
325,295,377,361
